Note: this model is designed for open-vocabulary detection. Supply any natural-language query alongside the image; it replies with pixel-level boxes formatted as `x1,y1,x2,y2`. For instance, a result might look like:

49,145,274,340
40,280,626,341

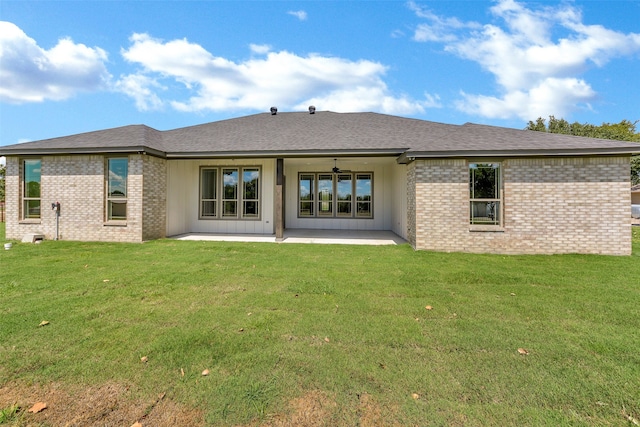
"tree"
526,116,640,185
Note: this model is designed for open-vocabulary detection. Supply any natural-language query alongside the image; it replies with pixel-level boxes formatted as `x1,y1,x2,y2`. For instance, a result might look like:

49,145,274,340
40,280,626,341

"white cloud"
117,33,437,115
408,1,480,42
114,73,165,111
298,88,440,116
0,21,110,104
455,77,595,120
287,10,308,21
250,44,272,55
410,0,640,120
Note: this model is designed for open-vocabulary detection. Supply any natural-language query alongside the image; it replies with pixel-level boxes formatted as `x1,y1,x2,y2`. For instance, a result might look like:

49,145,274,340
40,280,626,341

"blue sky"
1,0,640,151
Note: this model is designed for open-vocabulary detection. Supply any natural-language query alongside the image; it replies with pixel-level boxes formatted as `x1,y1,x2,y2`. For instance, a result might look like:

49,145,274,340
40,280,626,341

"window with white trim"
242,168,260,218
107,157,128,221
298,172,373,218
200,166,260,219
469,163,501,225
23,159,41,219
222,168,239,217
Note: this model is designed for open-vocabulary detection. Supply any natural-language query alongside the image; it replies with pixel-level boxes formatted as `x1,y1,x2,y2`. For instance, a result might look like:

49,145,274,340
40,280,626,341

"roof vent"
309,105,316,114
270,107,277,115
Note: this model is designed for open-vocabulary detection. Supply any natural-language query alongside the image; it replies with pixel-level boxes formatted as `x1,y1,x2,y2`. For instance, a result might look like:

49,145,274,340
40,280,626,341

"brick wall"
141,155,167,240
6,153,631,253
406,162,416,247
411,159,469,253
4,157,20,239
410,156,632,255
4,154,167,243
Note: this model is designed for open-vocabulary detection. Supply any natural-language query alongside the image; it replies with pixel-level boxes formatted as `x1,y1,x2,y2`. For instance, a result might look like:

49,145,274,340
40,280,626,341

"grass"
1,222,640,425
0,404,20,424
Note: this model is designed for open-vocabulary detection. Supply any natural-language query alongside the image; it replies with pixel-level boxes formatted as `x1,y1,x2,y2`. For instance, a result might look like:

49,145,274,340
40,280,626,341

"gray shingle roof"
0,124,164,156
2,111,639,159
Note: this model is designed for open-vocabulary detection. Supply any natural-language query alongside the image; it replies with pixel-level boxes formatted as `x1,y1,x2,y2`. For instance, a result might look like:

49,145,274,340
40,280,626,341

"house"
2,109,639,255
632,184,640,205
632,185,640,225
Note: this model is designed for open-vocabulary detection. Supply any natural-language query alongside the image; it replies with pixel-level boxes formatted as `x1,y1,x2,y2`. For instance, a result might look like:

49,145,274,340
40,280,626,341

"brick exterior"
4,154,166,243
141,155,167,240
407,156,632,255
409,159,469,253
406,162,416,247
5,153,631,254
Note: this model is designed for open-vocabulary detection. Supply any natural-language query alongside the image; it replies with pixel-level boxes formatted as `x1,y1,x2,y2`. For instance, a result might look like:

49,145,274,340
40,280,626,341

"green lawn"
1,222,639,425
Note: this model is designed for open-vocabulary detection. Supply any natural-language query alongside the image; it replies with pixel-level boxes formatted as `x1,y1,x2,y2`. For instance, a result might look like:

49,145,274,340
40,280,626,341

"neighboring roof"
1,111,639,159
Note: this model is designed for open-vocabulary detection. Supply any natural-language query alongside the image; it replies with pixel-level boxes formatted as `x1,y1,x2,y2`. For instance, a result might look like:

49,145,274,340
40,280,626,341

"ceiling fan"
331,158,351,174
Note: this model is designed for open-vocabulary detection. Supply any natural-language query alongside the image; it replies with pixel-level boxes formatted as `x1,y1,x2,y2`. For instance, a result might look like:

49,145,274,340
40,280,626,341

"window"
299,174,315,217
222,168,239,217
356,173,372,218
243,168,260,218
336,174,352,217
298,172,373,218
469,163,501,225
199,166,261,219
107,158,128,221
23,159,41,219
200,168,217,217
317,174,333,216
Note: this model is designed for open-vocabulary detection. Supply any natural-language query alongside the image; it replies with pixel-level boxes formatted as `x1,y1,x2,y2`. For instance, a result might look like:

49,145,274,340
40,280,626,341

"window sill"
297,216,375,220
198,217,262,221
469,225,504,232
104,221,128,227
19,219,42,224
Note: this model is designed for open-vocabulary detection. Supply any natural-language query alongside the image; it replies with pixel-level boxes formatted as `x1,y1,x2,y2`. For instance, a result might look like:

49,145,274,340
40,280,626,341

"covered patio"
172,229,407,245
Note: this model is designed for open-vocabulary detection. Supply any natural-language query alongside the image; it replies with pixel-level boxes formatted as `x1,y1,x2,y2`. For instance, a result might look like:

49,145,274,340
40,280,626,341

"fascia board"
0,146,167,158
405,147,640,158
165,148,407,159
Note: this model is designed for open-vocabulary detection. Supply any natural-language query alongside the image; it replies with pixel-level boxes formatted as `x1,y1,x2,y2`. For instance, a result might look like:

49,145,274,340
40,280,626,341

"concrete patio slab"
172,229,407,246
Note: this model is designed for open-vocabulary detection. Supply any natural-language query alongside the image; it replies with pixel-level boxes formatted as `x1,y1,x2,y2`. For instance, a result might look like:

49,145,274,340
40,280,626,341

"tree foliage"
526,116,640,185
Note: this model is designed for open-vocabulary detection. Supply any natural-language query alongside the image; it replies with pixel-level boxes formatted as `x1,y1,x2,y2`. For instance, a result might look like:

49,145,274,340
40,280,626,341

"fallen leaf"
131,422,143,427
411,393,420,400
238,328,244,332
425,305,433,310
103,279,110,283
324,337,330,343
28,402,47,413
517,348,529,355
202,369,210,376
158,392,166,400
181,368,185,377
247,312,252,316
510,293,516,296
39,320,49,327
140,356,148,363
